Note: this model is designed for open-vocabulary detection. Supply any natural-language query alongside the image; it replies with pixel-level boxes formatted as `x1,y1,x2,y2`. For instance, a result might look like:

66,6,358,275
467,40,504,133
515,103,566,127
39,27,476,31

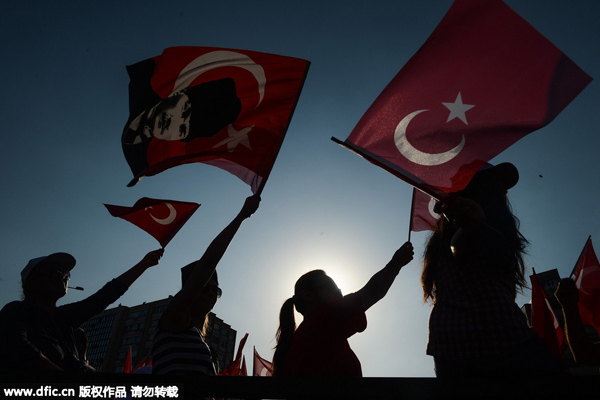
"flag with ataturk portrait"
334,0,591,199
122,46,310,193
104,198,200,248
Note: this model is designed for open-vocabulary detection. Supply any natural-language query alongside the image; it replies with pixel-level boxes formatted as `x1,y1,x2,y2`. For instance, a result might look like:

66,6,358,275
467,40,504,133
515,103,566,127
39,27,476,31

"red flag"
530,269,566,357
123,347,132,374
337,0,591,197
410,188,440,232
218,333,248,376
122,46,310,193
104,198,200,248
253,347,273,377
572,237,600,333
240,356,247,377
133,354,151,372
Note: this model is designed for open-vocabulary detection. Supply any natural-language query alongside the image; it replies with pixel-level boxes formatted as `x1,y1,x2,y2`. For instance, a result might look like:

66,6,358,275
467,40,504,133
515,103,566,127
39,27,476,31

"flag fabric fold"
530,269,566,357
122,46,310,193
123,347,132,374
218,333,249,376
253,347,273,377
571,237,600,333
133,354,152,373
410,188,440,232
104,198,200,248
337,0,591,197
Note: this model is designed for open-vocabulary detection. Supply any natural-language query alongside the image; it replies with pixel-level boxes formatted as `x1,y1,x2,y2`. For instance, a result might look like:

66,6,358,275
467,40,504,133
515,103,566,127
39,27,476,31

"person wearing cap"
152,195,260,376
421,163,561,377
0,248,164,372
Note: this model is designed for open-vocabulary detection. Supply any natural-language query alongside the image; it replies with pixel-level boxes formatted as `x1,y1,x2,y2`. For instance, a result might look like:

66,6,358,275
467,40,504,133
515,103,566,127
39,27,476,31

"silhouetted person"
422,163,560,377
152,195,260,375
555,278,600,365
0,249,163,372
272,241,413,376
73,327,94,371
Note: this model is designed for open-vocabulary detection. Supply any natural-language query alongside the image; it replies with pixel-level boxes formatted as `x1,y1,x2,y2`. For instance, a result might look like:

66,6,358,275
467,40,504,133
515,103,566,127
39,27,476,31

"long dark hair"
272,270,329,376
422,189,528,302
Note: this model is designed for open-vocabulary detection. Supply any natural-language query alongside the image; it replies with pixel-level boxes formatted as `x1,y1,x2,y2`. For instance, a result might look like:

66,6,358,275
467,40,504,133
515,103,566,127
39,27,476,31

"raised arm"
355,241,413,311
160,195,260,331
114,248,164,287
555,278,600,365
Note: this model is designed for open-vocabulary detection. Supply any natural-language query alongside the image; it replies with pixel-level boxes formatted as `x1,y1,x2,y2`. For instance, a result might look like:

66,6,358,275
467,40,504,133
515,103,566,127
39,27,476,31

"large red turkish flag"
122,47,310,193
104,198,200,248
338,0,591,198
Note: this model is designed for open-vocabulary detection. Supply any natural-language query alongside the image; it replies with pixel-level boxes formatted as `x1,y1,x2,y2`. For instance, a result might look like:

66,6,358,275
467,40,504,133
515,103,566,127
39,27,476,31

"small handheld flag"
571,237,600,333
104,198,200,248
530,269,566,357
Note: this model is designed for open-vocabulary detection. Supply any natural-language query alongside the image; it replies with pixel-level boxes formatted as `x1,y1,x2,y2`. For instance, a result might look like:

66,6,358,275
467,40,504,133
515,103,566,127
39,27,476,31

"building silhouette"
80,296,237,373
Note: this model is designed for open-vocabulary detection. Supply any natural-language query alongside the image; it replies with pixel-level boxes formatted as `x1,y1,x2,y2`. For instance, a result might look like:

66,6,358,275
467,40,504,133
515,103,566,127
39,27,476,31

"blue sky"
0,0,598,377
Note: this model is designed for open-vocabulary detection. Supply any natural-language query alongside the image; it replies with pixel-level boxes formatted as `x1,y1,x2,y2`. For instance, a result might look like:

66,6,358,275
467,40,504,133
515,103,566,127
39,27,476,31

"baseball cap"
21,253,76,283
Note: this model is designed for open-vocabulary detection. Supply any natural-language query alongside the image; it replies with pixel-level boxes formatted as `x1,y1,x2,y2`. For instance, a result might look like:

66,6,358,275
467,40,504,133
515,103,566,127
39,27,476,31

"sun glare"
309,261,365,295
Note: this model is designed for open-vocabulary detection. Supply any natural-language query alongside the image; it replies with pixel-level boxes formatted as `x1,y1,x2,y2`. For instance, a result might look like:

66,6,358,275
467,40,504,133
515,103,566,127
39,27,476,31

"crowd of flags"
102,0,596,371
529,238,600,359
122,334,273,377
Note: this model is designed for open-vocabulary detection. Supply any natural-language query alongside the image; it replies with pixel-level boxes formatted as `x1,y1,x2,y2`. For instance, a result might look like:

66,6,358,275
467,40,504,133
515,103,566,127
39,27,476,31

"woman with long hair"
272,241,413,376
422,163,561,377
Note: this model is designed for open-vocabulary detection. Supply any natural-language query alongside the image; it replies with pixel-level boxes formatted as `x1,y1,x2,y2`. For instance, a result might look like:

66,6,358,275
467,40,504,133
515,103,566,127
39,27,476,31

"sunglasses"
37,267,71,280
202,283,222,298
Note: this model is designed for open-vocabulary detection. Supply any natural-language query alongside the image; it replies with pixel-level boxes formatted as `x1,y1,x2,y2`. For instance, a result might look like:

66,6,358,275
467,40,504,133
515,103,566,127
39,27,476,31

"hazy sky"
1,0,598,377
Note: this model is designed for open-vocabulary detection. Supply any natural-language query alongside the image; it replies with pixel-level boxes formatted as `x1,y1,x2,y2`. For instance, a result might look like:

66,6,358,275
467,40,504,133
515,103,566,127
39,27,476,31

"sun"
309,261,364,296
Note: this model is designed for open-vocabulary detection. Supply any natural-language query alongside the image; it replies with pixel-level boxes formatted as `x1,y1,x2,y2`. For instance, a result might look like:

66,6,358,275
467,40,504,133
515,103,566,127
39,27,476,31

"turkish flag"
104,198,200,248
123,347,132,374
122,46,310,193
410,188,440,232
572,237,600,333
133,354,152,372
240,356,247,377
530,270,566,357
253,347,273,377
338,0,591,197
218,333,248,376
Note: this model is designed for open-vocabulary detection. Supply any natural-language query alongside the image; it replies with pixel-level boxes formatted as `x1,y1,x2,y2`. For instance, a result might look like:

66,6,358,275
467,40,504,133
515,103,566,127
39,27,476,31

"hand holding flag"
104,198,200,248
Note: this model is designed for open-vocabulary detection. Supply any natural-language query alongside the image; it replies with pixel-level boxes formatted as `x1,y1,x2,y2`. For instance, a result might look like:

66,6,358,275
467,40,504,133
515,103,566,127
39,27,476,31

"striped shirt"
152,326,217,375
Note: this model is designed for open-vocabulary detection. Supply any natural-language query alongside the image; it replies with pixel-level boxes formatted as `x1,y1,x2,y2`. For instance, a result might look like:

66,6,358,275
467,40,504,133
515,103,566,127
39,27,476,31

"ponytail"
272,297,296,376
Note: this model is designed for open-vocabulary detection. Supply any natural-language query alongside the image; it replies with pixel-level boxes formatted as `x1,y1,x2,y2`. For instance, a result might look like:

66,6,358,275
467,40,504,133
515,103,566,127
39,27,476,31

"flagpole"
408,188,416,242
331,137,446,202
570,235,592,279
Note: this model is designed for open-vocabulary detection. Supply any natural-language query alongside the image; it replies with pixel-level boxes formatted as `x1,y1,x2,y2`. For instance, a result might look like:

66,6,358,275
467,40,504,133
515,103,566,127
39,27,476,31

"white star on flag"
442,92,475,124
214,125,253,151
